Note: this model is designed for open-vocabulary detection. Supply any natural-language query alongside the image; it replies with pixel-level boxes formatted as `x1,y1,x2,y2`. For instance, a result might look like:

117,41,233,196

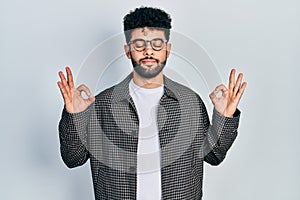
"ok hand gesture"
57,67,95,113
209,69,247,117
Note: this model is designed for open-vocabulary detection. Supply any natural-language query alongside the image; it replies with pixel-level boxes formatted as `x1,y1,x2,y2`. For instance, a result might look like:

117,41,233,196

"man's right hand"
57,66,95,113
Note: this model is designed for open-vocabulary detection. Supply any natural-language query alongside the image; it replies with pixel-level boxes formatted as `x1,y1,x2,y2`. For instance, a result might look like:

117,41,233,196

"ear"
166,43,172,58
124,44,131,59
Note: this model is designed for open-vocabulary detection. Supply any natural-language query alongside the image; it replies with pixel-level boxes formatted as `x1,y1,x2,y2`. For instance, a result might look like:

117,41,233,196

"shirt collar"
111,72,180,103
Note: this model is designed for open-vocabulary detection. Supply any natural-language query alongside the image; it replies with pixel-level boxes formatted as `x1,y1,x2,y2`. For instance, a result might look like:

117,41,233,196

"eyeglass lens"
132,38,165,51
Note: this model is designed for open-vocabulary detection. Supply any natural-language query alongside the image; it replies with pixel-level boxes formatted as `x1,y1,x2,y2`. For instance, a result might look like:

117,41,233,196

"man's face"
124,27,171,79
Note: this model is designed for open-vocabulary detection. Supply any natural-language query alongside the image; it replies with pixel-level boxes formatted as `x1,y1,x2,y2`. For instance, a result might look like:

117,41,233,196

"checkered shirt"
59,73,240,200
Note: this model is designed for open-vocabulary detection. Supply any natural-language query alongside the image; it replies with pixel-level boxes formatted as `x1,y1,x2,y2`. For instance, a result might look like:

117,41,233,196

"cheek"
130,52,141,61
157,51,168,62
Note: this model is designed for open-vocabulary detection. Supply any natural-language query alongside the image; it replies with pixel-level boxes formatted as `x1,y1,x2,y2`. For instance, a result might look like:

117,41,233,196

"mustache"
139,57,159,63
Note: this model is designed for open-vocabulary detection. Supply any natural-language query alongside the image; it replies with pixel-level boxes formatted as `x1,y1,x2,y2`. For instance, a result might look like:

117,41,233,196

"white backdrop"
1,0,299,199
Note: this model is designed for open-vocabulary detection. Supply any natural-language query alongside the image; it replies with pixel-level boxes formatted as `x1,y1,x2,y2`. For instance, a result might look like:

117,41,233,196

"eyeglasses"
127,38,168,52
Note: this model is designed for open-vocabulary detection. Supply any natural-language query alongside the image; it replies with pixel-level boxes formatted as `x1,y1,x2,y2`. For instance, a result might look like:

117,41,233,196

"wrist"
222,111,234,118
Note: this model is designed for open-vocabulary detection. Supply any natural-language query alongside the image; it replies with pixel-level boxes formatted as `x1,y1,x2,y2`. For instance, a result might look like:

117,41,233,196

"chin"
133,63,163,77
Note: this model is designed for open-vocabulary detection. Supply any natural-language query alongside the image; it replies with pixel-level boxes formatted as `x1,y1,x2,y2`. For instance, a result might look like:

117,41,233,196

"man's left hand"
209,69,247,117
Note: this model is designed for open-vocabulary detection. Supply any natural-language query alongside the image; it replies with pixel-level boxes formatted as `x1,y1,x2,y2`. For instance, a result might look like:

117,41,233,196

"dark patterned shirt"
59,73,240,200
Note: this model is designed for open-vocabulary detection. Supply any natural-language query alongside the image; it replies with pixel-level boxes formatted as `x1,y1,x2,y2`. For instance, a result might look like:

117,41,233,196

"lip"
141,59,156,65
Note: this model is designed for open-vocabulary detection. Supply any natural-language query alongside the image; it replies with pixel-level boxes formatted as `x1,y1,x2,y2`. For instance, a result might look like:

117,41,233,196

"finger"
209,91,216,100
215,84,227,93
233,73,243,95
235,82,247,100
58,71,70,97
77,84,95,100
66,66,75,90
229,69,236,91
210,84,227,99
57,81,71,104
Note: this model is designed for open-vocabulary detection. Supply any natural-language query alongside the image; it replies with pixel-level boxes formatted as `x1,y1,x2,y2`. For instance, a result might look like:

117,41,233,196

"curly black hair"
123,6,172,43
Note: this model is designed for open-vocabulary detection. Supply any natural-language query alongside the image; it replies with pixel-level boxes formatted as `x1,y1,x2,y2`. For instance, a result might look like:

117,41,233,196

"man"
57,7,246,200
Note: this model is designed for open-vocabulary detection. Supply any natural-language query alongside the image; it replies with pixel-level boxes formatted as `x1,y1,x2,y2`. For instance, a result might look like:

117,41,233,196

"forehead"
130,27,166,40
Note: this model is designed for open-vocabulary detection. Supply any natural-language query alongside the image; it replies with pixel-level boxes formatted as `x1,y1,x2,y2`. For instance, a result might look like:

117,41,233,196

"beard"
130,52,167,79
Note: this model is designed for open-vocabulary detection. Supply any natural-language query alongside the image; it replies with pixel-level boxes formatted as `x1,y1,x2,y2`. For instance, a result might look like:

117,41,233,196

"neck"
133,71,164,89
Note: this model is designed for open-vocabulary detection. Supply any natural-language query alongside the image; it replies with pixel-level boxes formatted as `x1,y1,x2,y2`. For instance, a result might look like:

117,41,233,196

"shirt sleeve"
203,108,240,165
58,105,93,168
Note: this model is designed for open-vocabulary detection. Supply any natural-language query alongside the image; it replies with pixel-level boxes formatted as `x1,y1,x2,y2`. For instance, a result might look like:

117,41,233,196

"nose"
144,41,154,56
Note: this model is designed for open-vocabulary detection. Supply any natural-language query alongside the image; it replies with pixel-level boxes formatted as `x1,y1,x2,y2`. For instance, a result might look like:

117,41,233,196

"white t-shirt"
129,79,164,200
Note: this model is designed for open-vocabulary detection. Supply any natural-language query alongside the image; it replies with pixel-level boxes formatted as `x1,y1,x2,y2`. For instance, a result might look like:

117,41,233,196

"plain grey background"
1,0,299,199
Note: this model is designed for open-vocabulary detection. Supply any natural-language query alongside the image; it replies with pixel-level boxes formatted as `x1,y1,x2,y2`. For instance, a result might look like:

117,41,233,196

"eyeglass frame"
127,38,169,52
